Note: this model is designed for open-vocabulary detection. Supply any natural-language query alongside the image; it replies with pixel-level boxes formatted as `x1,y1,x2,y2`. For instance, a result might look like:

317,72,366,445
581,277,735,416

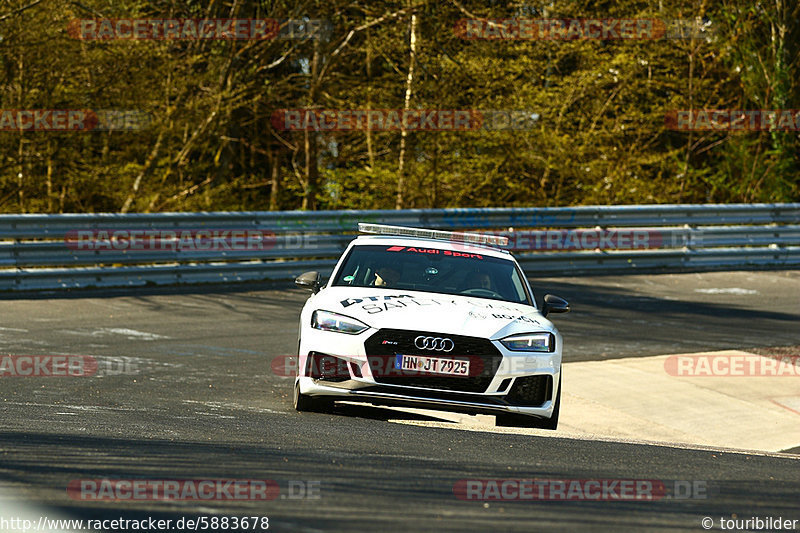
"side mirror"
295,271,322,293
542,294,570,317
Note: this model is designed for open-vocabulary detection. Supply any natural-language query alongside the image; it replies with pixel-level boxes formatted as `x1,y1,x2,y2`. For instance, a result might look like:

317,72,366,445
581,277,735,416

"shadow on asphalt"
329,402,458,423
0,430,798,531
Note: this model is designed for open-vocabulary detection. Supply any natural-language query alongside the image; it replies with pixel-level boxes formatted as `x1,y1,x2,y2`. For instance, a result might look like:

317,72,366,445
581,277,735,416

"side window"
510,271,527,304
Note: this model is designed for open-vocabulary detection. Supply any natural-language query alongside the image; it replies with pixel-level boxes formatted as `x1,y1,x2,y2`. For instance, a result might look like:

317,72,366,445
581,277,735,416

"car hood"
310,286,554,339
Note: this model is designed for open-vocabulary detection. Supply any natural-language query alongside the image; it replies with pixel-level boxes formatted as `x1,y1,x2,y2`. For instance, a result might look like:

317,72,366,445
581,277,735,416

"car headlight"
500,332,554,352
311,310,369,335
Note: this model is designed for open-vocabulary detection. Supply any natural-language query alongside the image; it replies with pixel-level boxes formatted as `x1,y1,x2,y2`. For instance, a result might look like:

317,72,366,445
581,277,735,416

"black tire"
496,375,561,430
293,381,333,413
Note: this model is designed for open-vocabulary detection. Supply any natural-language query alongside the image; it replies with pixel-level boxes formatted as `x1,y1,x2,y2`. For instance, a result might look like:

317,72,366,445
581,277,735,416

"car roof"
352,234,513,260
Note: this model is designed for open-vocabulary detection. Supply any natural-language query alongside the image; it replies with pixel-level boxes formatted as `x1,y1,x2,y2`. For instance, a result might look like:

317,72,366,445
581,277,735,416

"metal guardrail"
0,203,798,291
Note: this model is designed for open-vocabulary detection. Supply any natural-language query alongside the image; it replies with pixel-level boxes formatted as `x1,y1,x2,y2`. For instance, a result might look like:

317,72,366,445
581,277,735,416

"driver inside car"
463,269,492,291
372,263,402,287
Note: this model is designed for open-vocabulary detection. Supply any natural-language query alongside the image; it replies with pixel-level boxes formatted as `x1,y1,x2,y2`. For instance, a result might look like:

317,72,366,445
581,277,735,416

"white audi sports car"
293,224,569,429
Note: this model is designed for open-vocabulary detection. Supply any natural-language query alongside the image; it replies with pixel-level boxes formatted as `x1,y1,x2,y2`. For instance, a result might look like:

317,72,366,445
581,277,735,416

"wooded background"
1,0,798,213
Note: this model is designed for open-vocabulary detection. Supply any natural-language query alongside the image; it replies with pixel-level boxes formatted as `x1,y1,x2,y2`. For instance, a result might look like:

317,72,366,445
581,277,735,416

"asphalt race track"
0,270,798,532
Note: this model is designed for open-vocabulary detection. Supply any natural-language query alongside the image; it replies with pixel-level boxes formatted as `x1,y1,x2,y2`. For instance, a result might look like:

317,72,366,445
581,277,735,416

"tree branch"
0,0,44,22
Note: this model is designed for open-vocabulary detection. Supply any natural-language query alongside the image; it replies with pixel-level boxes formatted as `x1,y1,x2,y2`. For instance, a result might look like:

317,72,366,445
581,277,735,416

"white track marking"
694,288,759,295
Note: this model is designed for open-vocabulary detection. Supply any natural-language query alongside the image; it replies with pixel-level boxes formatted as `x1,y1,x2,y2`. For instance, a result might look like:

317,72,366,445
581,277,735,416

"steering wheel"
459,288,504,299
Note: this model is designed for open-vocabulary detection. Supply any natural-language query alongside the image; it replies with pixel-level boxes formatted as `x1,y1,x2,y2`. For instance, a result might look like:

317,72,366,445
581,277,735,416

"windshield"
332,244,531,305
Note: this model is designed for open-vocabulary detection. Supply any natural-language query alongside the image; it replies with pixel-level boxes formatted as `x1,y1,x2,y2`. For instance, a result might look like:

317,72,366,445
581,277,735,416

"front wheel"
293,381,333,413
496,375,561,430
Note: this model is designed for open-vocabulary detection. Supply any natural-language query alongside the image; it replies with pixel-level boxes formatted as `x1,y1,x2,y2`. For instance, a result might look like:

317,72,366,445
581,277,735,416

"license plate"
394,354,470,376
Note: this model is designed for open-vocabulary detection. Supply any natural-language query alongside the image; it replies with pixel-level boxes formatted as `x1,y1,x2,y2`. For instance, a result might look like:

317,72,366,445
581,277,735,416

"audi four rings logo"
414,336,455,352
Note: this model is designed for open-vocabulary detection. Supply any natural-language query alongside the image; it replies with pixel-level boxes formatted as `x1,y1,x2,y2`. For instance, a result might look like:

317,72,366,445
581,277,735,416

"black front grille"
364,329,502,393
506,375,552,406
306,352,350,382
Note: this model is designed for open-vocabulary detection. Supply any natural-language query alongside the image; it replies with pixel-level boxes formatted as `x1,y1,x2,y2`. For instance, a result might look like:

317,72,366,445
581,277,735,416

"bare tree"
396,6,418,209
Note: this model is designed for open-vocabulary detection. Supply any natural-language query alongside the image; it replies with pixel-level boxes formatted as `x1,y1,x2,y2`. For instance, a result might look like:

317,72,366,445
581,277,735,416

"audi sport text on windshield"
332,244,531,305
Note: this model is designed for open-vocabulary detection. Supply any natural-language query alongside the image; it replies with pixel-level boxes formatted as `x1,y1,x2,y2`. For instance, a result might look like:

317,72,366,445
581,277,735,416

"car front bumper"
297,326,562,419
297,376,559,418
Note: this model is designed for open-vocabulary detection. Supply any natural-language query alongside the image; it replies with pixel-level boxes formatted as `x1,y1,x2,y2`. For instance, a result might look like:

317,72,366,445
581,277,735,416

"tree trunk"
396,9,418,209
121,129,164,213
16,22,24,212
269,147,280,211
365,29,375,171
302,39,321,210
46,139,53,212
